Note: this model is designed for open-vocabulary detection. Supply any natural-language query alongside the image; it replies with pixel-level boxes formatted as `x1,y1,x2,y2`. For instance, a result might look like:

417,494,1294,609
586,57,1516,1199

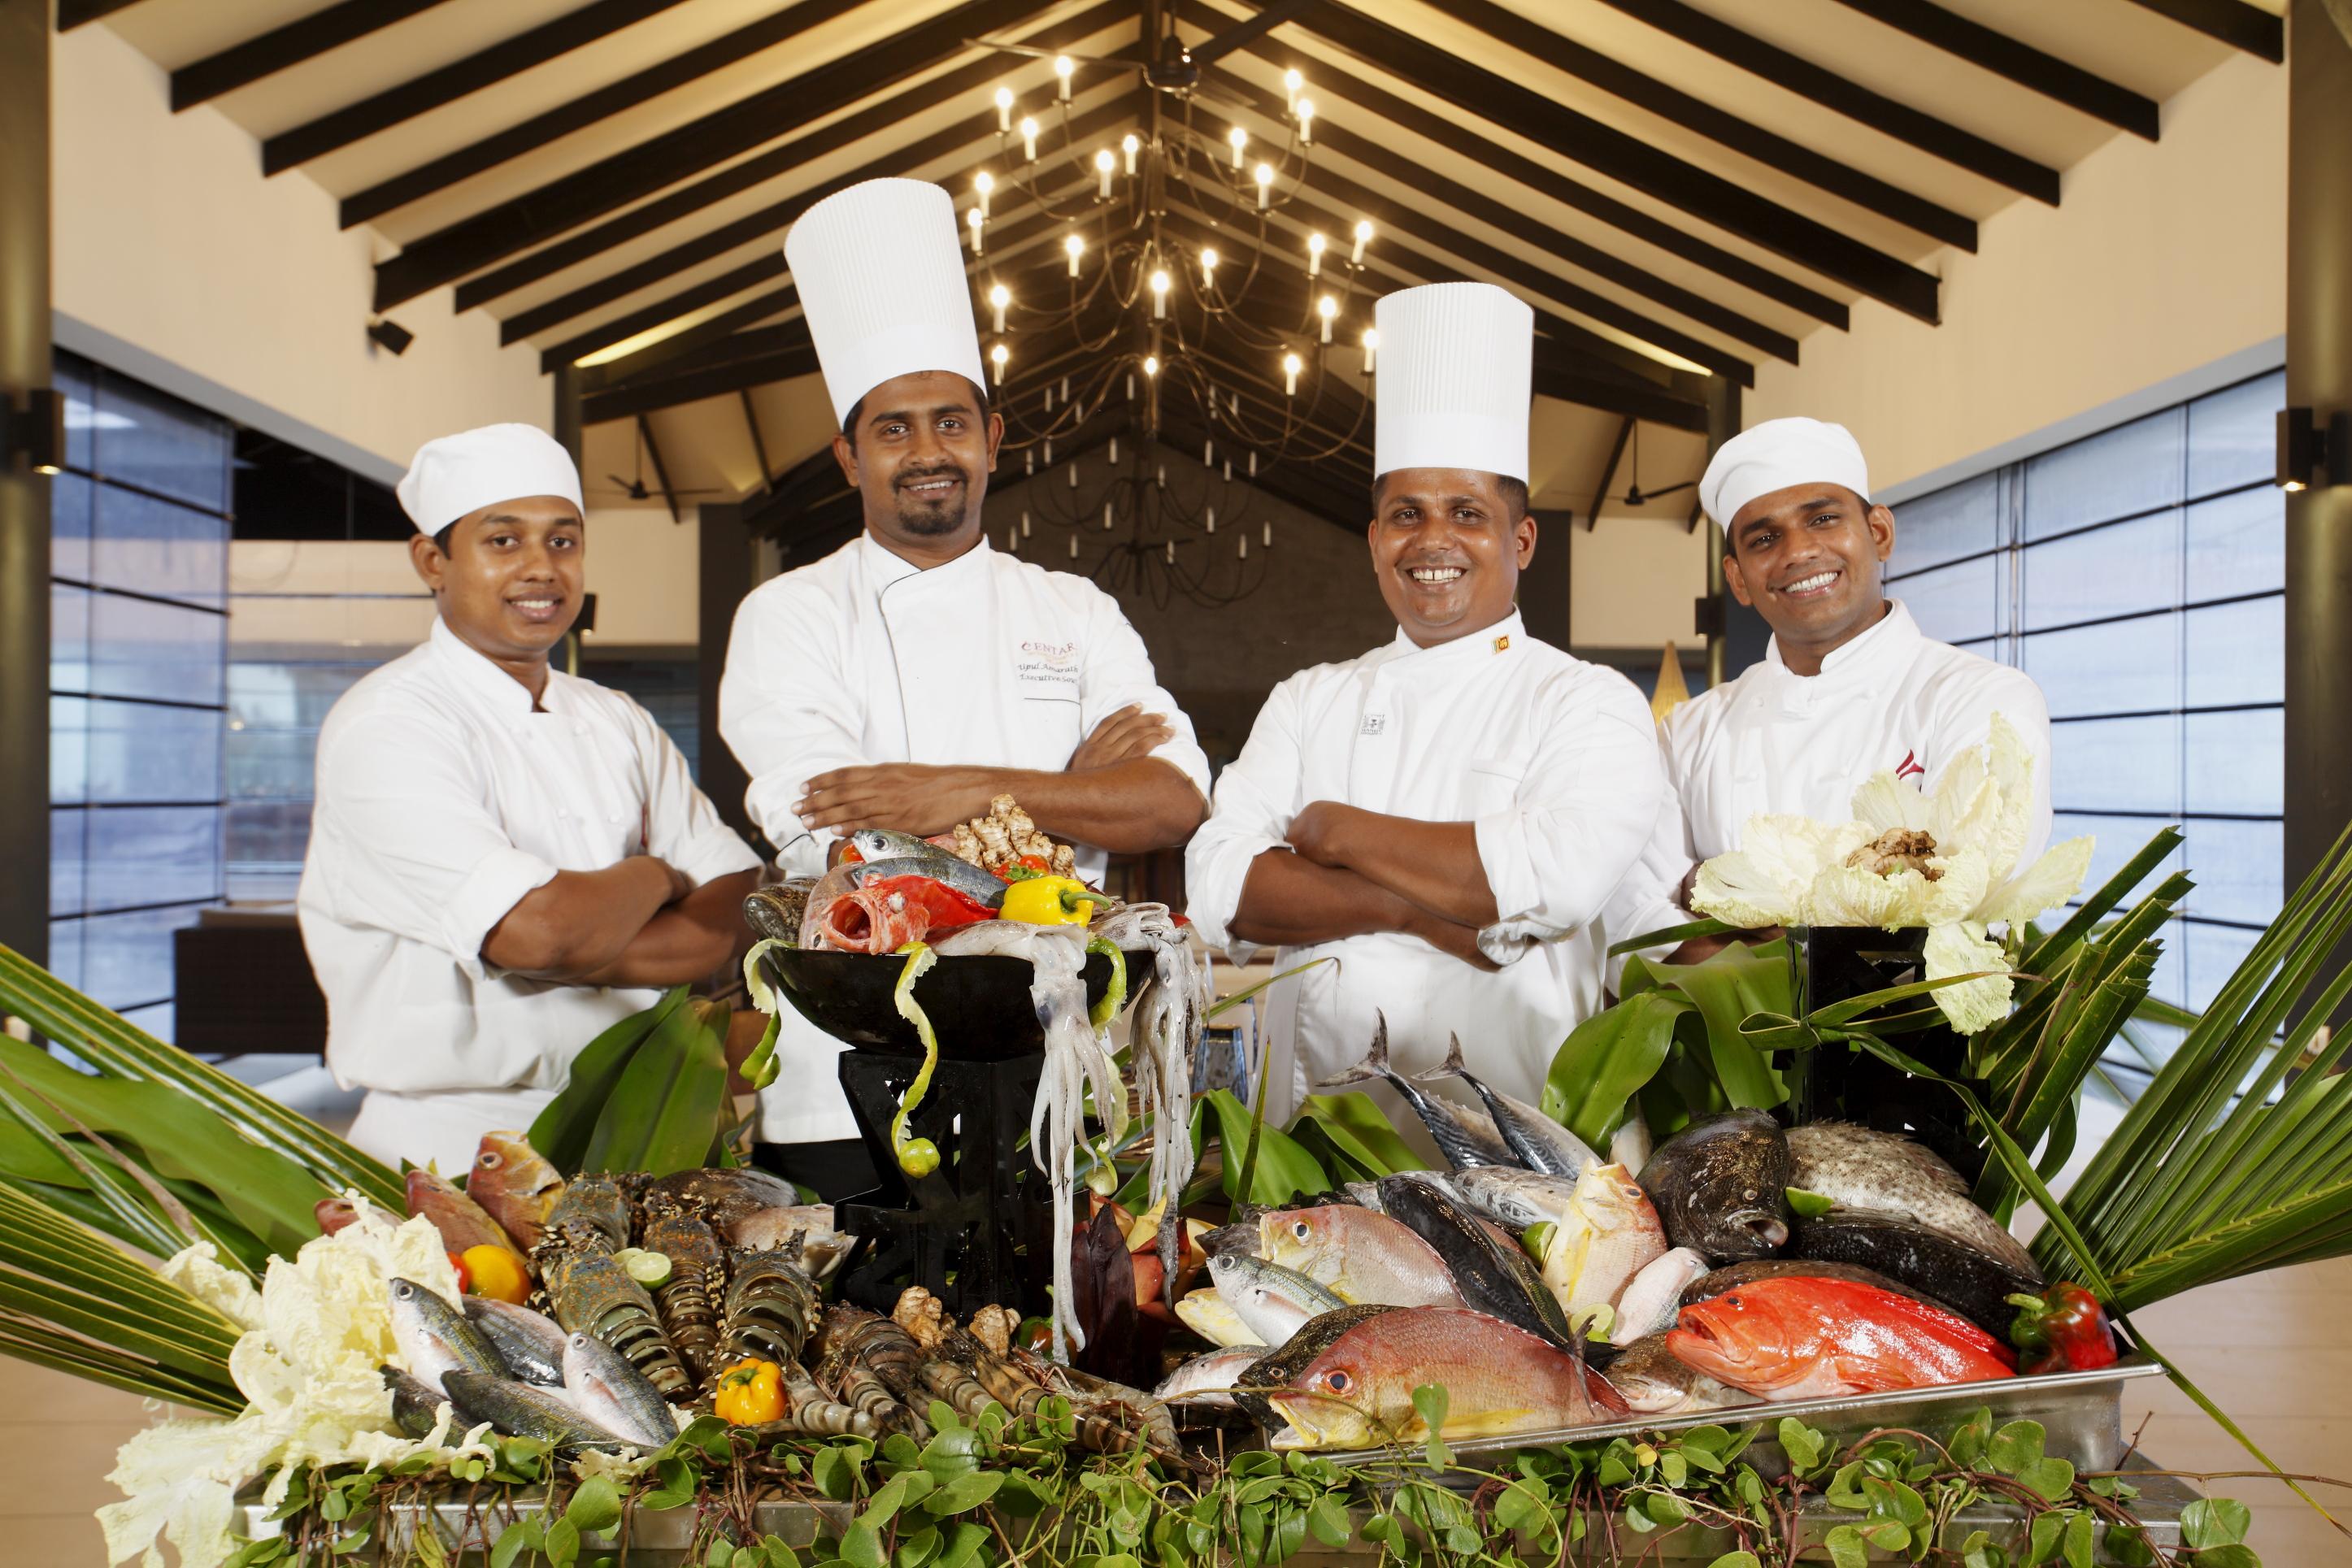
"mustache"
895,463,967,490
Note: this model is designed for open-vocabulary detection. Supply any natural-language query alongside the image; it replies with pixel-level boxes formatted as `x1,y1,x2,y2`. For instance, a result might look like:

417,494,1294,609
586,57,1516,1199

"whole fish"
381,1365,448,1440
542,1249,692,1396
1609,1118,1654,1175
405,1167,516,1258
1680,1258,1950,1315
1415,1035,1598,1179
743,880,817,945
1446,1167,1580,1233
1154,1345,1267,1409
441,1370,635,1452
1260,1205,1466,1309
1611,1248,1711,1345
1201,1219,1266,1259
1376,1175,1579,1350
849,830,1010,906
563,1331,679,1449
1785,1121,2040,1276
1537,1163,1669,1327
1638,1110,1792,1262
1174,1287,1263,1348
1207,1254,1346,1346
1234,1305,1394,1427
1602,1334,1748,1415
469,1131,565,1250
1667,1276,2016,1401
1789,1214,2044,1337
1317,1014,1518,1169
463,1297,568,1388
1263,1306,1627,1450
388,1277,507,1396
315,1196,370,1237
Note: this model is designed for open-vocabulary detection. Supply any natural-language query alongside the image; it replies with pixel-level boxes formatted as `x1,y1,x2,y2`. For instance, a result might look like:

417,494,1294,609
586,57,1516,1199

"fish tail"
1410,1032,1472,1086
1313,1011,1394,1088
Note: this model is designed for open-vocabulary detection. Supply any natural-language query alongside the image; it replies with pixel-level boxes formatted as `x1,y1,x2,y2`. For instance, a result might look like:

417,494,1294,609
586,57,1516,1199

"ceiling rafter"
262,0,696,175
171,0,455,112
2122,0,2284,62
1824,0,2160,139
637,414,681,524
55,0,147,29
1589,0,2059,203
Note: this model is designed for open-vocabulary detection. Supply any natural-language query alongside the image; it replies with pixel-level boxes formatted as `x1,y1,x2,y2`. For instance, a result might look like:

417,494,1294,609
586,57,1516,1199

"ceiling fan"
1615,422,1697,507
966,0,1311,106
587,421,728,510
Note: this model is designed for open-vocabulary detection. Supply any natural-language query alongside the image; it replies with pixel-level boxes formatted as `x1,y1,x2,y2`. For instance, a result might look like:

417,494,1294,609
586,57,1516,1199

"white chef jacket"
1185,611,1666,1134
720,532,1213,1142
298,618,761,1173
1609,599,2055,949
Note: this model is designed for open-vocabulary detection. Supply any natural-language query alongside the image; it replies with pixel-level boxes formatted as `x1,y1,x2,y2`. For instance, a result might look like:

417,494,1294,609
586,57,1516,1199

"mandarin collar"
1761,598,1921,685
429,616,550,717
1376,610,1528,674
860,530,995,594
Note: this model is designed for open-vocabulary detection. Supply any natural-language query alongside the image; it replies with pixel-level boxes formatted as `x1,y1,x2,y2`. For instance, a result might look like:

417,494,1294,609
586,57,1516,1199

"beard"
891,465,970,536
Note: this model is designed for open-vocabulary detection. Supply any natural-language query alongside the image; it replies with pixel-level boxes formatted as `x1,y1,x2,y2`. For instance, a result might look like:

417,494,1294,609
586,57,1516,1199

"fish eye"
1292,1220,1311,1240
479,1153,502,1169
1324,1370,1351,1393
1724,1293,1741,1307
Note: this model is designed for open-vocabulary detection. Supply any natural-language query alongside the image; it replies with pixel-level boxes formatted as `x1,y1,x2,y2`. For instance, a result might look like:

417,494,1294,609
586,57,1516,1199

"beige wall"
1567,508,1711,649
50,24,549,485
1749,51,2287,497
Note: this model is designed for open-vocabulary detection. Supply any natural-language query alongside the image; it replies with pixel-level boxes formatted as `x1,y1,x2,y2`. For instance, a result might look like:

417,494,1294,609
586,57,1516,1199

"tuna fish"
463,1296,568,1388
1153,1346,1270,1410
1376,1175,1580,1350
441,1370,636,1451
1316,1014,1519,1170
388,1277,507,1397
1602,1334,1747,1416
562,1330,680,1449
1414,1035,1599,1179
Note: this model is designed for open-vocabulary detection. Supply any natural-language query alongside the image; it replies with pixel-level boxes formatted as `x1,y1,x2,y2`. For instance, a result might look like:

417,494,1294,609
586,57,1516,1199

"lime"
613,1247,672,1288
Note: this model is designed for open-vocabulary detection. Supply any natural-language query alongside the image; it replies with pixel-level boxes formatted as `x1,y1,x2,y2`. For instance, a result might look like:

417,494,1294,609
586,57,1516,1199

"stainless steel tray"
1324,1355,2167,1478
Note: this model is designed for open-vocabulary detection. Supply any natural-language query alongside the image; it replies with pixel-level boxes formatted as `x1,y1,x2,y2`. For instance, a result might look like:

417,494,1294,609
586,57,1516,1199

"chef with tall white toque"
1184,281,1667,1138
298,423,763,1174
720,178,1212,1192
1606,416,2054,966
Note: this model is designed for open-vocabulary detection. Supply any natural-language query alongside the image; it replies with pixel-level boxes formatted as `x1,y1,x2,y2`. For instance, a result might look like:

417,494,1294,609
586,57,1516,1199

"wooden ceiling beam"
637,414,680,525
583,346,822,425
2121,0,2283,62
263,0,695,174
1584,417,1634,532
1591,0,2058,202
171,0,455,112
55,0,149,28
1824,0,2159,139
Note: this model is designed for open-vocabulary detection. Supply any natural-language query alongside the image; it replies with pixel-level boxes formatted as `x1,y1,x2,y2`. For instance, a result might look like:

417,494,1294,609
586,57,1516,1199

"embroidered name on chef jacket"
1895,749,1926,782
1014,638,1082,693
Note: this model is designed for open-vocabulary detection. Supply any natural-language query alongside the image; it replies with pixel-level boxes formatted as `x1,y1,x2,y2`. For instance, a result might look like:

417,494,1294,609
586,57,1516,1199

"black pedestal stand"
1793,927,1986,1182
832,1049,1056,1319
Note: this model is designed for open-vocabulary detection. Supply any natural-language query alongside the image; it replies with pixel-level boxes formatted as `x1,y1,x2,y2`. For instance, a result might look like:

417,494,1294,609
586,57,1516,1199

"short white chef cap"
785,178,987,429
396,423,583,534
1373,282,1532,482
1700,417,1872,528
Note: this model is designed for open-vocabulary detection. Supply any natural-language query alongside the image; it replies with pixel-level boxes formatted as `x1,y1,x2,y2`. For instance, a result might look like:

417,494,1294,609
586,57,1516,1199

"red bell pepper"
863,875,996,934
2007,1282,2119,1375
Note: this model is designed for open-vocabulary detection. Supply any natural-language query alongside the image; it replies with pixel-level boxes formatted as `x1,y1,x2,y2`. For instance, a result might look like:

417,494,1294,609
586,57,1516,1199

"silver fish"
389,1277,505,1396
442,1369,636,1452
1153,1346,1267,1409
1207,1254,1347,1346
1317,1014,1518,1169
1603,1333,1750,1416
463,1297,567,1388
562,1331,679,1449
1415,1034,1598,1179
1446,1166,1582,1234
1785,1121,2040,1276
381,1365,447,1440
847,831,1009,906
1610,1247,1711,1345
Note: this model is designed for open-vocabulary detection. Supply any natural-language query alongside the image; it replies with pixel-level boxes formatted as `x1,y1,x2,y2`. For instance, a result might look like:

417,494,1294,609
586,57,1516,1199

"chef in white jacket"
720,179,1211,1187
1185,282,1665,1131
300,424,763,1173
1610,417,2054,963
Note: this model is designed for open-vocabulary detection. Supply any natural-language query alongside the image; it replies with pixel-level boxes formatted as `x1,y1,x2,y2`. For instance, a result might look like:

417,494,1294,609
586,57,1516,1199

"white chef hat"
395,423,583,534
785,178,987,429
1700,417,1872,528
1373,282,1532,482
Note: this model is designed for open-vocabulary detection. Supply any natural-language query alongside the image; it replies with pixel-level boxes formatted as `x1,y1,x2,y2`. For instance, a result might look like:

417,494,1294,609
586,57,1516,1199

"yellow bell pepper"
999,875,1096,926
714,1357,785,1426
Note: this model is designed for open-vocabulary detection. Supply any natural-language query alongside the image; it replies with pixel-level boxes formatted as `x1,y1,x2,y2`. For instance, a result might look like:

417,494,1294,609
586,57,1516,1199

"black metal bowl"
758,945,1146,1058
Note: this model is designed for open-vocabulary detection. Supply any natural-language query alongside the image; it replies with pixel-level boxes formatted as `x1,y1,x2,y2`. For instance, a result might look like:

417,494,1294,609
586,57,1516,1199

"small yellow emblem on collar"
1493,634,1511,654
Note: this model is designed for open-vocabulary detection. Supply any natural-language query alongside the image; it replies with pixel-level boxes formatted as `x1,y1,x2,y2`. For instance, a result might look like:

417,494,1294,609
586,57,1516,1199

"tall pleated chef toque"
1373,281,1532,482
785,177,987,428
396,423,583,534
1700,417,1872,528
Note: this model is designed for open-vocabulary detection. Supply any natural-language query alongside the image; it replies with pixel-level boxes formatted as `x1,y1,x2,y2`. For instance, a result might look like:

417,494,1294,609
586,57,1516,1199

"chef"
720,178,1212,1183
1611,416,2054,962
1184,281,1666,1131
299,423,763,1173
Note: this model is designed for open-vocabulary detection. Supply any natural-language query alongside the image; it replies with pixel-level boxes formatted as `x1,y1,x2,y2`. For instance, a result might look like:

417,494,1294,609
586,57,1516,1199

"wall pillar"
2284,0,2352,891
1,0,51,966
696,502,759,850
1706,377,1771,682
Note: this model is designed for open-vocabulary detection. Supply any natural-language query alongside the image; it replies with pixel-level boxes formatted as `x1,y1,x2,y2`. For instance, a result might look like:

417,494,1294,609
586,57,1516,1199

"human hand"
1412,912,1503,973
1285,801,1359,868
1663,925,1785,964
796,763,994,838
648,857,694,905
1069,704,1172,771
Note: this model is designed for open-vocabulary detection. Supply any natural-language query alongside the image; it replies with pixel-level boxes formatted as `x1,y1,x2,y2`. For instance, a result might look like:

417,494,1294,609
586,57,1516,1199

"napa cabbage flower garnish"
1688,713,2093,1034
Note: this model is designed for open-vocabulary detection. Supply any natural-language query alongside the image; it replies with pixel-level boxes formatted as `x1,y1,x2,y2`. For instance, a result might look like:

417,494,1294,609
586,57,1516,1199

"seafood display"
1666,1276,2018,1400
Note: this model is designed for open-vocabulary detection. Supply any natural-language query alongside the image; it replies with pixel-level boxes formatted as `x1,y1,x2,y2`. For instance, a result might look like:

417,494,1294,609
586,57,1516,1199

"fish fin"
1832,1358,1914,1395
1314,1011,1393,1089
1410,1033,1471,1086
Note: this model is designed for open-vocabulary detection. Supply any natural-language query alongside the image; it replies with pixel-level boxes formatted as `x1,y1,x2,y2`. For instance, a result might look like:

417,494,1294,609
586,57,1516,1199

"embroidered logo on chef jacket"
1014,638,1081,693
1895,749,1926,782
1360,713,1387,736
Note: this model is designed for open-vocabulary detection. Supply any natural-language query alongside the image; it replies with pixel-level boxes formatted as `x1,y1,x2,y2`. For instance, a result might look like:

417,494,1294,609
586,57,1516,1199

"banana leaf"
1542,990,1683,1150
1289,1092,1428,1180
0,944,402,1211
1189,1089,1331,1205
1638,940,1792,1108
581,996,731,1178
530,986,689,1175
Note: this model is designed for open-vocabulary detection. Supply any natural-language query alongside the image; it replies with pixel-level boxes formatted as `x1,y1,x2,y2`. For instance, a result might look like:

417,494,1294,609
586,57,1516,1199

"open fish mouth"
1732,1210,1791,1250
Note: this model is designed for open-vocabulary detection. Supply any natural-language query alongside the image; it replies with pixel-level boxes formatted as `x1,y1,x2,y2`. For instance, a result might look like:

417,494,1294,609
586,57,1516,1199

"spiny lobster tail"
719,1248,823,1368
640,1197,725,1383
543,1249,692,1397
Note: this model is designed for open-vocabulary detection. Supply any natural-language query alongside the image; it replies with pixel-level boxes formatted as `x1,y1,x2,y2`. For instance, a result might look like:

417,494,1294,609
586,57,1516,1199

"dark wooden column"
0,0,50,966
1705,377,1772,683
695,501,760,849
2284,0,2352,892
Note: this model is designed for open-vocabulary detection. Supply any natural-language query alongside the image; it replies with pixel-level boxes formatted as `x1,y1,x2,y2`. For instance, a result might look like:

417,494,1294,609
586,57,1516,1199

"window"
1887,370,2285,1068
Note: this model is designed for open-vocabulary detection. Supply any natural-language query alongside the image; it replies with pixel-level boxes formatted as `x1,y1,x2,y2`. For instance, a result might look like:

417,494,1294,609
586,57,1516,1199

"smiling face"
408,495,585,678
1721,482,1896,671
1367,467,1537,648
834,369,1002,559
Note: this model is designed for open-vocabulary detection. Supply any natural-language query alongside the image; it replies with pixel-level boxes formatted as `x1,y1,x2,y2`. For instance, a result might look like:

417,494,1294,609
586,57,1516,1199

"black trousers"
750,1137,879,1204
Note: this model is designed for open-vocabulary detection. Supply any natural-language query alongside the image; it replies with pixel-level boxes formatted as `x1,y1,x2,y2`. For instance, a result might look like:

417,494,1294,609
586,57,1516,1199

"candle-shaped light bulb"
1094,148,1115,198
973,170,993,218
1021,510,1032,537
1156,463,1165,485
1352,219,1373,263
1069,533,1078,558
1200,246,1219,286
1143,354,1159,376
1041,384,1053,410
1263,520,1273,548
1054,54,1074,100
1227,125,1247,170
1240,533,1250,559
1254,162,1274,211
1125,373,1135,400
1318,294,1337,343
1166,540,1175,565
1149,267,1171,318
1109,436,1119,464
1282,350,1303,396
1063,232,1084,276
1024,448,1034,475
1060,376,1069,401
1103,501,1115,530
988,283,1010,333
1296,98,1315,144
1362,327,1379,373
1223,459,1232,481
1231,390,1241,415
1202,438,1213,465
1021,118,1041,163
989,341,1008,386
1306,231,1325,277
1248,450,1257,476
1284,67,1302,112
1069,462,1079,489
1044,437,1053,463
1206,506,1217,532
1121,132,1140,176
994,86,1014,131
966,206,984,254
